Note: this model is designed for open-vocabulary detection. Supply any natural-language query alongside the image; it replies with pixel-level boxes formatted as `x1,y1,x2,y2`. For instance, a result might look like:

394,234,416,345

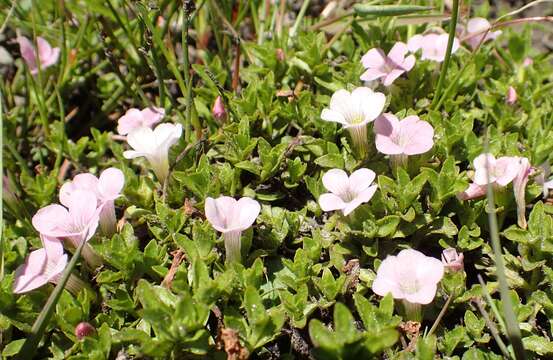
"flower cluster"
14,168,124,294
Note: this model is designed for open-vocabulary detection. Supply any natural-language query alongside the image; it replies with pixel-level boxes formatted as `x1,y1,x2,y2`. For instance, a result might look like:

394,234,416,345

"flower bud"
275,48,285,62
212,96,227,122
75,322,95,340
441,248,464,272
506,86,517,105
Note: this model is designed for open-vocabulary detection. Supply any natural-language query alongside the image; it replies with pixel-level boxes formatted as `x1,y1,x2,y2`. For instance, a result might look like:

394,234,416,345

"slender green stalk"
474,296,512,359
477,274,507,335
431,0,459,109
289,0,311,39
182,0,193,142
0,87,4,281
427,295,452,337
483,141,526,360
17,239,88,359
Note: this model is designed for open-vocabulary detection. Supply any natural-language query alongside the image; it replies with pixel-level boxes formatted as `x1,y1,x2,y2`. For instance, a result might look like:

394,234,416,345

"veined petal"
382,69,405,86
399,116,434,155
126,126,156,155
236,197,261,231
17,36,37,70
361,48,387,68
387,42,408,65
360,68,387,82
117,108,144,135
322,168,349,195
352,87,386,123
348,168,376,192
321,109,348,125
205,196,237,232
98,167,125,201
32,204,71,237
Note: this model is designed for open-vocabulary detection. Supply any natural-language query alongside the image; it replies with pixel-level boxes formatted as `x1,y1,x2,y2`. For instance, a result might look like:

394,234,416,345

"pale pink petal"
13,248,48,293
236,197,261,230
387,42,408,65
473,153,496,185
372,256,403,298
407,34,424,52
361,48,387,68
415,255,445,285
153,123,182,149
494,157,519,186
322,169,349,195
47,253,68,281
66,190,100,241
17,36,37,72
374,114,402,155
318,193,346,212
382,69,405,86
328,89,354,118
36,37,59,68
457,183,487,200
117,109,144,135
348,168,376,193
360,68,387,82
41,235,64,259
205,196,237,232
123,150,147,159
399,116,434,155
140,107,165,127
401,54,416,71
32,204,71,236
513,157,531,229
126,126,155,154
98,168,125,201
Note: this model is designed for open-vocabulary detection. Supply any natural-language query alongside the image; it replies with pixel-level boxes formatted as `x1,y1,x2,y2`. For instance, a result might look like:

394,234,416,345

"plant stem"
483,140,526,360
427,295,452,337
18,239,88,359
289,0,311,40
431,0,459,109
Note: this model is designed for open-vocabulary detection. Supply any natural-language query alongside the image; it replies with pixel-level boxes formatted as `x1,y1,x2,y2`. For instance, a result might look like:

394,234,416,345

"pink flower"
462,18,501,50
117,107,165,135
374,113,434,156
506,86,517,105
441,248,464,272
523,57,533,67
32,190,102,268
212,96,227,122
321,87,386,156
360,42,415,86
318,168,378,216
372,249,444,305
513,157,532,229
17,36,60,75
205,196,261,263
60,168,125,235
457,182,487,200
13,236,67,294
407,33,460,62
472,153,519,187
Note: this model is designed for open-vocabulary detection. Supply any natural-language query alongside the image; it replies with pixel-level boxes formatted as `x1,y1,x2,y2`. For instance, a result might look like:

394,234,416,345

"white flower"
205,196,261,263
321,87,386,156
123,123,183,183
318,168,378,216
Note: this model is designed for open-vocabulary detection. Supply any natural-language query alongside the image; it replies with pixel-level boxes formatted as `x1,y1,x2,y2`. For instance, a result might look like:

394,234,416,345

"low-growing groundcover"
1,0,553,359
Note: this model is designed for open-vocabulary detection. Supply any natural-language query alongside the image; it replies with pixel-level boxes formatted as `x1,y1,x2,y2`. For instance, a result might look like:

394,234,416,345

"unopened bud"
212,96,227,122
275,48,285,62
75,322,95,340
441,248,464,272
506,86,517,105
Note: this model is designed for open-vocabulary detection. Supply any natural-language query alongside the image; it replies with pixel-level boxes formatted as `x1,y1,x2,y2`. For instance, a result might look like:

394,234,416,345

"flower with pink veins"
372,249,444,321
205,196,261,263
513,157,532,229
117,107,165,135
60,168,125,236
318,168,378,216
374,113,434,167
32,190,102,268
360,42,416,86
472,153,520,187
13,236,67,294
17,36,60,75
321,87,386,156
462,18,501,50
123,123,183,183
407,33,460,62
